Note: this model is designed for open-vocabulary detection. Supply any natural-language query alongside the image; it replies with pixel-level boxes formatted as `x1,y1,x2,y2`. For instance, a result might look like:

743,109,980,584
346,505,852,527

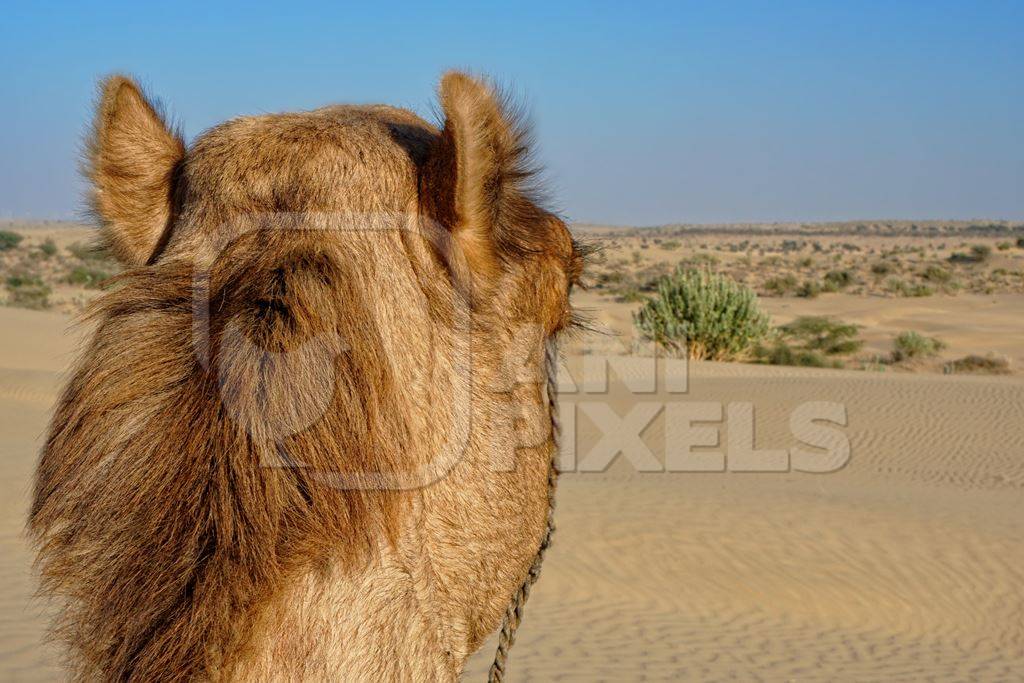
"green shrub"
0,230,24,252
871,261,896,276
5,274,51,309
943,354,1011,375
824,269,854,289
997,241,1012,251
615,286,647,304
752,341,841,368
920,264,952,283
778,316,864,355
661,240,681,250
763,273,798,296
682,252,719,268
796,280,822,298
948,244,991,264
886,277,934,297
39,238,58,258
633,268,770,360
66,265,116,289
1017,237,1024,248
891,331,946,362
595,271,625,288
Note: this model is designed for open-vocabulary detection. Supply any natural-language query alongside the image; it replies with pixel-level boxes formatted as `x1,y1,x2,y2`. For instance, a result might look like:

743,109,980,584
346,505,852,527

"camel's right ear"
85,76,185,266
423,71,542,280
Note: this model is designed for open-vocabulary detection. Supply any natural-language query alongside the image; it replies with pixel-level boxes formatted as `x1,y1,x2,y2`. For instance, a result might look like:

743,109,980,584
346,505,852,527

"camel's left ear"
85,75,185,266
424,71,543,278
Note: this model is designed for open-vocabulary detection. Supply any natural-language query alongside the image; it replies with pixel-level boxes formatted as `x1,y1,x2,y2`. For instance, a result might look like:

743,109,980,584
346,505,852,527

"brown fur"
31,72,583,681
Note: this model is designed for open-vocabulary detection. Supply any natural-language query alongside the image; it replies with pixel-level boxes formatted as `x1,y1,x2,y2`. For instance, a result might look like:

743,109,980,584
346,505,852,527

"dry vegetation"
580,220,1024,302
575,220,1024,375
3,219,1022,376
0,221,120,313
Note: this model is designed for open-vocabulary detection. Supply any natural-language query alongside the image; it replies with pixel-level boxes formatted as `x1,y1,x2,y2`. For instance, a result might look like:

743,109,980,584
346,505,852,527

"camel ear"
427,71,539,276
85,75,185,266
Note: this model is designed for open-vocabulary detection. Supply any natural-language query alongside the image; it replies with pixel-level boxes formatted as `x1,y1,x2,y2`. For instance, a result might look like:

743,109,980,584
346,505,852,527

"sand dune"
2,308,1022,681
464,362,1024,680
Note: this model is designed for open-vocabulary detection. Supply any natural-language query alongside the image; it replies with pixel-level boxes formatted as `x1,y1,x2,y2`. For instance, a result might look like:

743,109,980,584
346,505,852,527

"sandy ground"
2,308,1023,681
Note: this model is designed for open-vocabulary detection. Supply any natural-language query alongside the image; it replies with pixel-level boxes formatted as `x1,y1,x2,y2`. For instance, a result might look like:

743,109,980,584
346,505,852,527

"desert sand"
2,306,1023,681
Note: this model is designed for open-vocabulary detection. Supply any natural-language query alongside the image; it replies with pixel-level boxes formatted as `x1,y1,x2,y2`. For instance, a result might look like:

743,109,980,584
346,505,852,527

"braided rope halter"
487,337,561,682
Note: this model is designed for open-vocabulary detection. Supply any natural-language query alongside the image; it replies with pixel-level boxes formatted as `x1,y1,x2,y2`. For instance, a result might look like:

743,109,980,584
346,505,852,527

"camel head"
32,72,583,680
82,71,586,473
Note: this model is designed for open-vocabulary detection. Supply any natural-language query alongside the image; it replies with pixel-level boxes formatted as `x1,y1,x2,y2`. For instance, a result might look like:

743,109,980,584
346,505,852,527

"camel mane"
30,230,417,679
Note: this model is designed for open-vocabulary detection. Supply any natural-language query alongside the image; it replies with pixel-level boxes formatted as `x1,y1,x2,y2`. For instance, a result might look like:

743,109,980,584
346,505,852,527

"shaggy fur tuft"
31,232,407,680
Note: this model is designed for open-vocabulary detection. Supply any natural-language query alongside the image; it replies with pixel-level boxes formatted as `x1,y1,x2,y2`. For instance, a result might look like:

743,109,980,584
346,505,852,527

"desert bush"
910,283,935,296
824,269,854,289
615,286,647,304
1017,237,1024,248
871,261,895,276
778,316,864,355
997,241,1012,251
633,268,770,360
661,240,681,250
39,238,58,258
0,230,24,252
763,273,798,296
891,331,946,362
948,244,991,264
885,278,934,297
920,264,952,283
943,354,1011,375
909,282,937,296
5,273,51,309
752,341,839,368
66,264,116,289
796,280,822,298
595,271,625,288
682,252,719,268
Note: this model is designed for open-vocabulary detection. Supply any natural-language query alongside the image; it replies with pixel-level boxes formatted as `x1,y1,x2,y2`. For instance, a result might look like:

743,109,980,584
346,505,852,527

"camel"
29,72,585,681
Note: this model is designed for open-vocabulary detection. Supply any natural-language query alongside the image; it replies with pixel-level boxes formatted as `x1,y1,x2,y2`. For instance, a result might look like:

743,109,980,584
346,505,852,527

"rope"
487,339,560,682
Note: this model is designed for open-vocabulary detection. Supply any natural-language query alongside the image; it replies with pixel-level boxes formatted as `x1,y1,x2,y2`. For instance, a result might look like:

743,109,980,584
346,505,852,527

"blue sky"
2,1,1022,225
